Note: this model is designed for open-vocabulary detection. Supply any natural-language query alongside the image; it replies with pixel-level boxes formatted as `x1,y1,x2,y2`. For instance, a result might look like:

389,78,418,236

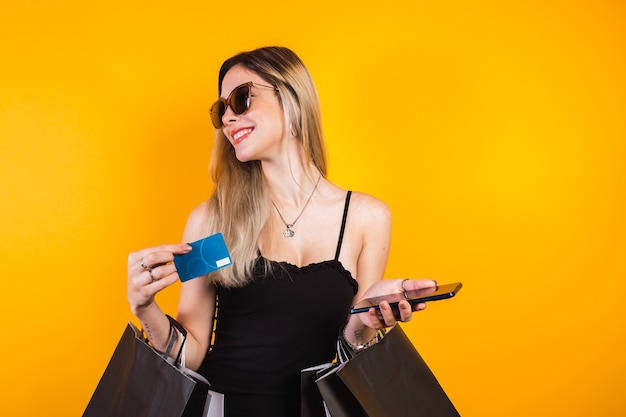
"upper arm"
175,200,217,370
350,193,392,303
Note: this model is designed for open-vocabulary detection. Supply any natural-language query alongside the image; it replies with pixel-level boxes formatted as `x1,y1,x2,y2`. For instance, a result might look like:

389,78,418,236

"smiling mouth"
232,128,253,145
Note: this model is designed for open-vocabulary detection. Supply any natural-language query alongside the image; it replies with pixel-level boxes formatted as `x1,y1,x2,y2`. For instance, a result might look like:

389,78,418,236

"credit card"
173,233,232,282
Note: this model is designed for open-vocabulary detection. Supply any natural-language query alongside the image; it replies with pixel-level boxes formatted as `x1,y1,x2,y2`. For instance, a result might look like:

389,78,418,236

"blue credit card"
173,233,232,282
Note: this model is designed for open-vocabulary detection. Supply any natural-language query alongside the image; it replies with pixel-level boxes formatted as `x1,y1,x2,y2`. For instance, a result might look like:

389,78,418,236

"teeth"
233,128,252,141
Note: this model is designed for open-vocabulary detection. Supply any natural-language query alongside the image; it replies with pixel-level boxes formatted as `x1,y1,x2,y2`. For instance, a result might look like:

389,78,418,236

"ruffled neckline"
260,256,342,272
258,256,358,291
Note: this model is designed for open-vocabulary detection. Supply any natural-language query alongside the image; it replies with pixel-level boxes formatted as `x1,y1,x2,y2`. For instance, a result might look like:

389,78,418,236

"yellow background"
1,1,624,416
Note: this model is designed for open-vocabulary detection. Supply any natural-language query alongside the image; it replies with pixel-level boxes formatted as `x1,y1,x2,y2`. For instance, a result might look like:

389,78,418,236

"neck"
269,172,322,237
263,162,322,206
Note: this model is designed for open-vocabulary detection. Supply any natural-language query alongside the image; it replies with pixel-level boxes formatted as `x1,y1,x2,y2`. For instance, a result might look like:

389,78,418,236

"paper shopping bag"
315,325,460,417
84,317,211,417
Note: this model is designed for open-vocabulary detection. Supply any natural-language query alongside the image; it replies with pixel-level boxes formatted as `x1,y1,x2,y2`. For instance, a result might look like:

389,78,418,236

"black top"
197,191,357,417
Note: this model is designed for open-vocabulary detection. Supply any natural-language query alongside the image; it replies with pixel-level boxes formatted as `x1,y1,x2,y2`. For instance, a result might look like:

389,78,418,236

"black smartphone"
349,282,463,317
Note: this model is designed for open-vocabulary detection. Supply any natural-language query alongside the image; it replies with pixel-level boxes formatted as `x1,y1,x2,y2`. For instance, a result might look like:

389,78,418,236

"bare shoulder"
342,191,391,284
182,199,214,242
348,191,392,225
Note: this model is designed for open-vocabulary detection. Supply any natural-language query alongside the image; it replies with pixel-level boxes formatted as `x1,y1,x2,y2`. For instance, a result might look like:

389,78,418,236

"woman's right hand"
127,243,192,314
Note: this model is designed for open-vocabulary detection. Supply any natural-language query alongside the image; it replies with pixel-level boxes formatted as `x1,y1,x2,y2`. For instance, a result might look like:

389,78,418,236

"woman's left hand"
355,279,438,329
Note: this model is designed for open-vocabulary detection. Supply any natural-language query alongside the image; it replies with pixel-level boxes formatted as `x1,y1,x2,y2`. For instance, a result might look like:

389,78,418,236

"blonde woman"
127,46,436,417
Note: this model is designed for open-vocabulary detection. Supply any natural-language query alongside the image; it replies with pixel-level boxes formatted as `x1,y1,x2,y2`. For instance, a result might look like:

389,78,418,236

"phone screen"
349,282,463,317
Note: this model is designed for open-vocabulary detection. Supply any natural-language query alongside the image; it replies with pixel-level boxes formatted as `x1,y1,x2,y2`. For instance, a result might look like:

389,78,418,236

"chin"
234,151,254,163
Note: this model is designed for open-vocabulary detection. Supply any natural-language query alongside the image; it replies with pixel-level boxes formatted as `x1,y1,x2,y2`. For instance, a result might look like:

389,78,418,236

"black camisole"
196,191,357,417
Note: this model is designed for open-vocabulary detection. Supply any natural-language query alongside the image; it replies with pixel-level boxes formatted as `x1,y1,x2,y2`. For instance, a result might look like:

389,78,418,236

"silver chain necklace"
272,175,321,237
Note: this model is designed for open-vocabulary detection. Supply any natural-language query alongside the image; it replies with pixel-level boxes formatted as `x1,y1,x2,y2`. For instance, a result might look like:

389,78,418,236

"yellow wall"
1,1,624,415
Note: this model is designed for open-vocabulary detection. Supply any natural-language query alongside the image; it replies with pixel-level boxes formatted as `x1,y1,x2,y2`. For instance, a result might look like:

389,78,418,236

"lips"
231,127,253,145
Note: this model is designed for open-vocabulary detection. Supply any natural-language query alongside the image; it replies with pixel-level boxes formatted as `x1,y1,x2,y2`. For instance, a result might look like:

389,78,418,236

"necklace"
272,175,321,237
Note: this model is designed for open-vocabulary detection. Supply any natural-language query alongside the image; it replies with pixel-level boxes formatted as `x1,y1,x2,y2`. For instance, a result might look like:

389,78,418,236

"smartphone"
349,282,463,317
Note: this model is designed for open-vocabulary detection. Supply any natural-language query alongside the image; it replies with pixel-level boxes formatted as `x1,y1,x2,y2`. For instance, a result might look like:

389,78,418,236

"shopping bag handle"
164,315,187,365
161,316,211,385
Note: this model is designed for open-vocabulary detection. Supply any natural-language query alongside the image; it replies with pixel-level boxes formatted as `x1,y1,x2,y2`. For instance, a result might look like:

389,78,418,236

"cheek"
267,99,287,133
270,118,286,139
258,109,286,141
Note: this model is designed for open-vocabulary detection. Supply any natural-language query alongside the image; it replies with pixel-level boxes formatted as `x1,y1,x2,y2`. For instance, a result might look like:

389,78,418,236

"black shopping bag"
315,324,460,417
83,316,211,417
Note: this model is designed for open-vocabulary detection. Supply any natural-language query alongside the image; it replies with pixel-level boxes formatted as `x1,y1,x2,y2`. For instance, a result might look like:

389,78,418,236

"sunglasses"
210,81,277,128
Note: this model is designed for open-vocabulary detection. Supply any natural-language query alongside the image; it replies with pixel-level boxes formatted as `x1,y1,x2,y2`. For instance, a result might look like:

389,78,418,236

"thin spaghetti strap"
335,191,353,261
209,292,218,352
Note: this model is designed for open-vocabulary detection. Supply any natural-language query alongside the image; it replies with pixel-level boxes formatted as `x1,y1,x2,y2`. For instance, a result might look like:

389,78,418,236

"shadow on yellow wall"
1,1,625,416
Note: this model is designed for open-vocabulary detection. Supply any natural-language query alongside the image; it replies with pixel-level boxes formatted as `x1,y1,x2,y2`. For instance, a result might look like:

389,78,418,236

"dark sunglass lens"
231,84,251,114
210,101,225,128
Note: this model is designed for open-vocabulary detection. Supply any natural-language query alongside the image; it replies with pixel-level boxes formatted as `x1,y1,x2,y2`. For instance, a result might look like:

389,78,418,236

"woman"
127,46,436,416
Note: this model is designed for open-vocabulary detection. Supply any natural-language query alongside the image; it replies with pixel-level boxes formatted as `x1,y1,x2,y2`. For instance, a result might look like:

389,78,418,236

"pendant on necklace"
272,174,322,239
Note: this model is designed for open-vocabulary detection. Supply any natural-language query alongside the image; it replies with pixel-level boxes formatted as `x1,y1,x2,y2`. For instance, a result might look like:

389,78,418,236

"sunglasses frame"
210,81,277,128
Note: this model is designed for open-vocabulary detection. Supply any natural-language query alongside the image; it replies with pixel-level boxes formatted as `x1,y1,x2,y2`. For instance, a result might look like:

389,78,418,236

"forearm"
132,302,211,370
133,302,177,354
342,314,379,351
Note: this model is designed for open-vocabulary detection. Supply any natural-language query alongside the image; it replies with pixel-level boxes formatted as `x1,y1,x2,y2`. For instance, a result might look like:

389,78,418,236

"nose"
221,105,240,127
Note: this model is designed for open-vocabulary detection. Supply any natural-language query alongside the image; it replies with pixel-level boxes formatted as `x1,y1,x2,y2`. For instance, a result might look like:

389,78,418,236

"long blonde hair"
205,46,327,287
